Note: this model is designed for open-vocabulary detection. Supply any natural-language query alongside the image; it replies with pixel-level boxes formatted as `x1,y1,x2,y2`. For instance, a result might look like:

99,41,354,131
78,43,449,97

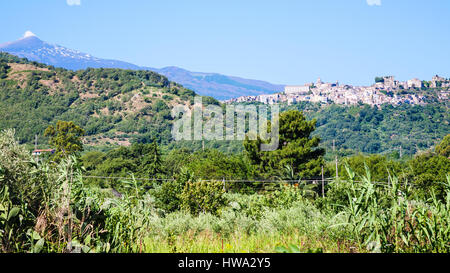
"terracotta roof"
32,149,55,153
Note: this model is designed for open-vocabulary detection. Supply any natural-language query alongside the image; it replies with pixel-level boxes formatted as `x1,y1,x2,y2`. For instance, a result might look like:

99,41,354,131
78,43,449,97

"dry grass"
8,63,49,73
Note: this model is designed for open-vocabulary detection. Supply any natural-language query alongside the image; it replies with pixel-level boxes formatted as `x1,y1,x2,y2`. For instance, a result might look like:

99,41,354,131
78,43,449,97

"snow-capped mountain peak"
0,34,284,99
0,33,140,70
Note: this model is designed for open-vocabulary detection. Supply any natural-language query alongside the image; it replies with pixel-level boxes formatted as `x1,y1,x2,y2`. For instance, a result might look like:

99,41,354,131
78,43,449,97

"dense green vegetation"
222,100,449,157
283,102,449,156
0,52,205,146
244,110,325,178
1,53,449,253
1,128,449,253
1,53,448,157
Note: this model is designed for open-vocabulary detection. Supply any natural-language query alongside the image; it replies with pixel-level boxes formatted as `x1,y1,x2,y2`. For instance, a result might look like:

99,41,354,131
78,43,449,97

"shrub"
0,130,41,252
152,168,194,213
408,153,450,200
152,179,186,213
339,165,450,253
180,181,226,216
224,185,305,218
435,134,450,157
0,129,101,253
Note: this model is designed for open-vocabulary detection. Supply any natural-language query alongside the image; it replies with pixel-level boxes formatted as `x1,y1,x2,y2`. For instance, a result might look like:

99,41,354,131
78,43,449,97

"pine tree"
244,110,325,178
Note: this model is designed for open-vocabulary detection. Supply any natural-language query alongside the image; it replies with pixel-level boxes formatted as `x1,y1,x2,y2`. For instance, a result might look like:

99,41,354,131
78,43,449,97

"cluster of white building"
224,75,450,107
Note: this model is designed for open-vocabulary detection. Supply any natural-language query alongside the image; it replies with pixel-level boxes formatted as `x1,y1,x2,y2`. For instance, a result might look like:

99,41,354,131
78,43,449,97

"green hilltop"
0,52,208,148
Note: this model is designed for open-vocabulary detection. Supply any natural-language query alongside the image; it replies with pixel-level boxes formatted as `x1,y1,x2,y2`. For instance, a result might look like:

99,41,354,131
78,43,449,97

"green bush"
152,179,186,213
0,129,41,252
224,185,305,218
0,129,104,253
435,134,450,157
408,153,450,200
151,168,194,213
180,181,225,216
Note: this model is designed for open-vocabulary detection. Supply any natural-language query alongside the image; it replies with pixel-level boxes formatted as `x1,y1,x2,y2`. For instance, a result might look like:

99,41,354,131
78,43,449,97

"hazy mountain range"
0,34,284,100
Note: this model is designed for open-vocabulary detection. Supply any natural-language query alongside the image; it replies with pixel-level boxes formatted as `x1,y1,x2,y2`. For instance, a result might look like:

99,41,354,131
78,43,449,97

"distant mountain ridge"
0,34,284,100
149,66,285,100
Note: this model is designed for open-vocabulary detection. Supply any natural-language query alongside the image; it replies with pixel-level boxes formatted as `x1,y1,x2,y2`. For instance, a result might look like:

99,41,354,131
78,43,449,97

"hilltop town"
224,75,450,106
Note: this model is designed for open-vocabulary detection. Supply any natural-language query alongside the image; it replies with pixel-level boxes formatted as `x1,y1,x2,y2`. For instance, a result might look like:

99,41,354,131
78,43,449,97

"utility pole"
321,166,325,198
399,146,402,158
34,134,39,161
333,139,338,179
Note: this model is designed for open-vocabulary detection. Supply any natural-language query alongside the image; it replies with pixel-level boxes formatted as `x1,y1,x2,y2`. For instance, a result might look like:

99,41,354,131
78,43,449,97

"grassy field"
143,231,362,253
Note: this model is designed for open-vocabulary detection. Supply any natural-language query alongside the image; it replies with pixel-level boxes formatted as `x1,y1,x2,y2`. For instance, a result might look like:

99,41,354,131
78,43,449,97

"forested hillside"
0,53,204,147
1,53,448,157
1,55,449,253
286,102,449,156
218,101,449,156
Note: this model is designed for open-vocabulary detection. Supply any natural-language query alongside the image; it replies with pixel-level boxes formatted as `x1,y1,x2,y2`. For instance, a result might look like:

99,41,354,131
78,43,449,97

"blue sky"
1,0,449,85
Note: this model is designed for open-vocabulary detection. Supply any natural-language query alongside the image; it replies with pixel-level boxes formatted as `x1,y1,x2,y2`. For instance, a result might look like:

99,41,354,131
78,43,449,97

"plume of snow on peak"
67,0,81,6
367,0,381,6
23,31,36,38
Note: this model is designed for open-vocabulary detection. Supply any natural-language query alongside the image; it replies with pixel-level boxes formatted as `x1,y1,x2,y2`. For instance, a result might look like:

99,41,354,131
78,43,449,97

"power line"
81,175,420,187
82,175,174,181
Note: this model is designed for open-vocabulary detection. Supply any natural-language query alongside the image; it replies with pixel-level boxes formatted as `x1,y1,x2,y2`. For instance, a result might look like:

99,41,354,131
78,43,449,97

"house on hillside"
285,85,310,95
407,78,422,89
32,149,55,157
431,75,447,88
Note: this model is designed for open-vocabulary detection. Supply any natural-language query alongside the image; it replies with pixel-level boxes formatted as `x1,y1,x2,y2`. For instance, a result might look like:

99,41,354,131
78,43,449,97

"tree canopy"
244,110,325,178
435,134,450,158
44,121,85,160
